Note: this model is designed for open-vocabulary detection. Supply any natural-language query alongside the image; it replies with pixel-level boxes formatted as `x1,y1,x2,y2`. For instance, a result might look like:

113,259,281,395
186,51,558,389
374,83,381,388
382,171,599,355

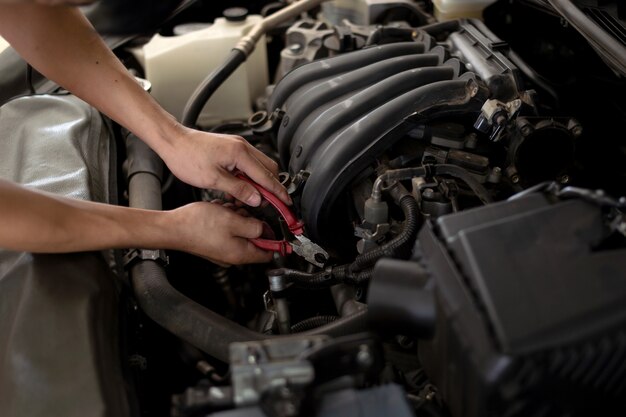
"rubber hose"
131,258,369,362
291,316,339,333
181,49,246,128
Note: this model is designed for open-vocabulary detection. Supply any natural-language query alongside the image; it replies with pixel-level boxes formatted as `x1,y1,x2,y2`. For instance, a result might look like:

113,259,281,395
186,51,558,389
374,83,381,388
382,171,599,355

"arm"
0,180,272,264
0,4,289,207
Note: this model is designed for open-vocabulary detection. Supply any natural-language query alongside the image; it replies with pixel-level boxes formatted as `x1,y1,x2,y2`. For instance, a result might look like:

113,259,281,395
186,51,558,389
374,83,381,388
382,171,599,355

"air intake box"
418,193,626,417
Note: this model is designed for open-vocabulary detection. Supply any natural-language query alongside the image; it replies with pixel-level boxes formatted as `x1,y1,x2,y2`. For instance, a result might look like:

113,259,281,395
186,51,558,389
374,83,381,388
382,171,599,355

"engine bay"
1,1,626,416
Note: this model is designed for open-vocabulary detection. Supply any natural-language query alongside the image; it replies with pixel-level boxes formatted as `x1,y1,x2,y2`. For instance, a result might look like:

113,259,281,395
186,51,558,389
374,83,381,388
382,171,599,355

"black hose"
130,245,369,362
291,316,339,333
181,49,246,128
131,260,262,360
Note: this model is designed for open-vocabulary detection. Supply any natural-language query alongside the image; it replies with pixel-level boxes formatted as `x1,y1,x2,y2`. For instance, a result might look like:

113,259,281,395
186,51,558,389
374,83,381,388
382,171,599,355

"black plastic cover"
418,193,626,417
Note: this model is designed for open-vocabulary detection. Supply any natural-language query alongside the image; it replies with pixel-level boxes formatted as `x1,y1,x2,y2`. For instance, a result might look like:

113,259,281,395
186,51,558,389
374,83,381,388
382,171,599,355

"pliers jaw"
236,173,329,268
291,235,329,268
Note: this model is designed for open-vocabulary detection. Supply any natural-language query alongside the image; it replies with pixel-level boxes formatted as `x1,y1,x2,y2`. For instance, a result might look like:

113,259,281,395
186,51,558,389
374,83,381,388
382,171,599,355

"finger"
216,169,263,207
243,239,274,263
235,151,291,205
227,212,265,239
248,145,280,177
219,236,273,264
225,134,279,177
235,208,250,217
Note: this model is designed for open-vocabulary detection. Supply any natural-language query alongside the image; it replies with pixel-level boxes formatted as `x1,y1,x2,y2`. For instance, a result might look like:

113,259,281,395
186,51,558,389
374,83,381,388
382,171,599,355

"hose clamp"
123,249,169,269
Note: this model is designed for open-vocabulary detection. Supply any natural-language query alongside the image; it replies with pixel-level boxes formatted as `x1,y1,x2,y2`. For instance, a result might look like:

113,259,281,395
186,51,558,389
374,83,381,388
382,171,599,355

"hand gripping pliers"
236,174,329,268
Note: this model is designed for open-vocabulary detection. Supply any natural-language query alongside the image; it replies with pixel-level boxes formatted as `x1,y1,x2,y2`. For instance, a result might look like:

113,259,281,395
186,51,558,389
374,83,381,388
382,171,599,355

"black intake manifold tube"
126,137,368,363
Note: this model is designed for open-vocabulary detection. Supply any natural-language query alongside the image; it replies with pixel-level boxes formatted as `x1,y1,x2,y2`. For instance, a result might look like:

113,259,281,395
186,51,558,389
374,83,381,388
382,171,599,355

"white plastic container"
137,14,269,127
433,0,497,21
0,36,9,54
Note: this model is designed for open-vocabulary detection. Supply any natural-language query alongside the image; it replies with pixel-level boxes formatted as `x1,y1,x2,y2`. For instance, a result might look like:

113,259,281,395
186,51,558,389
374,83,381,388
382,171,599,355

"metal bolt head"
356,345,373,368
511,174,520,184
288,43,303,54
559,174,570,184
422,188,436,200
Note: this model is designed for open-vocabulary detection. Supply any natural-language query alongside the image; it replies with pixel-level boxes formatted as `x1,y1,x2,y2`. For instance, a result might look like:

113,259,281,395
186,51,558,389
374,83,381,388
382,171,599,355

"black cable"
291,316,339,333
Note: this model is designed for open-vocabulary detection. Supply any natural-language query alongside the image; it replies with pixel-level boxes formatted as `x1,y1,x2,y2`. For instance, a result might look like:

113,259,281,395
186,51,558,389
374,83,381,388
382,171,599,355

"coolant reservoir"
137,11,268,127
433,0,497,20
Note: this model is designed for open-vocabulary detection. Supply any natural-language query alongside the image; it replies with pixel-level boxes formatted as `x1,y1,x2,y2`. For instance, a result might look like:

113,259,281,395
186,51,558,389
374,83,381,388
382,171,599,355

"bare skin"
0,2,287,263
0,179,273,264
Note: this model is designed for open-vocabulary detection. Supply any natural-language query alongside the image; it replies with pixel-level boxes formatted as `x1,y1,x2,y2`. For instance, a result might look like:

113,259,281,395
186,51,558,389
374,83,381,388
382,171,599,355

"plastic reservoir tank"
135,10,269,127
432,0,497,20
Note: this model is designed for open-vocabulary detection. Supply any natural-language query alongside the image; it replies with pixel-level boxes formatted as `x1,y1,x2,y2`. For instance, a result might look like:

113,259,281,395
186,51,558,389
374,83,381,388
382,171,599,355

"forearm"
0,4,180,157
0,4,290,206
0,180,173,253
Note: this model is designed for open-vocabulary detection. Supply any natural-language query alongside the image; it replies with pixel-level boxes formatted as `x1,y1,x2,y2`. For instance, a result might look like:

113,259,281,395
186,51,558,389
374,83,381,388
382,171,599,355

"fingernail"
247,192,262,207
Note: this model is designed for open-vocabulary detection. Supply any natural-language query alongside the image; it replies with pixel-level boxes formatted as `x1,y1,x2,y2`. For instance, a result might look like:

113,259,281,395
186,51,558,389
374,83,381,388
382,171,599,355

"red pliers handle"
236,173,304,236
248,238,293,257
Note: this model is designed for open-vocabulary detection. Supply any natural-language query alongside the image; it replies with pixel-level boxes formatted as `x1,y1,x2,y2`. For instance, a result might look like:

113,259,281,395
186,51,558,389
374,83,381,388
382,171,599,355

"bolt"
511,174,520,184
288,43,303,54
356,345,374,368
314,253,327,264
422,188,435,200
516,118,534,137
559,174,570,184
465,133,478,149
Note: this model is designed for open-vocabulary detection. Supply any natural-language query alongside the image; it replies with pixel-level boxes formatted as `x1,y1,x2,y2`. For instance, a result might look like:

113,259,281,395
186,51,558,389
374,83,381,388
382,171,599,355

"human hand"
161,126,290,207
167,201,273,265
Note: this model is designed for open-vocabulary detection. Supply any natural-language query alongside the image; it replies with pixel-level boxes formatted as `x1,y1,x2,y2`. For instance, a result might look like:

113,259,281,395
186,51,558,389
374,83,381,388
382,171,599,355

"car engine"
1,1,626,417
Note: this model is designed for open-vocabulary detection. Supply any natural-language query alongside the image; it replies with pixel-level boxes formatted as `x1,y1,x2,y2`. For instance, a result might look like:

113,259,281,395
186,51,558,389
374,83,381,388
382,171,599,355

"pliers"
236,173,329,268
